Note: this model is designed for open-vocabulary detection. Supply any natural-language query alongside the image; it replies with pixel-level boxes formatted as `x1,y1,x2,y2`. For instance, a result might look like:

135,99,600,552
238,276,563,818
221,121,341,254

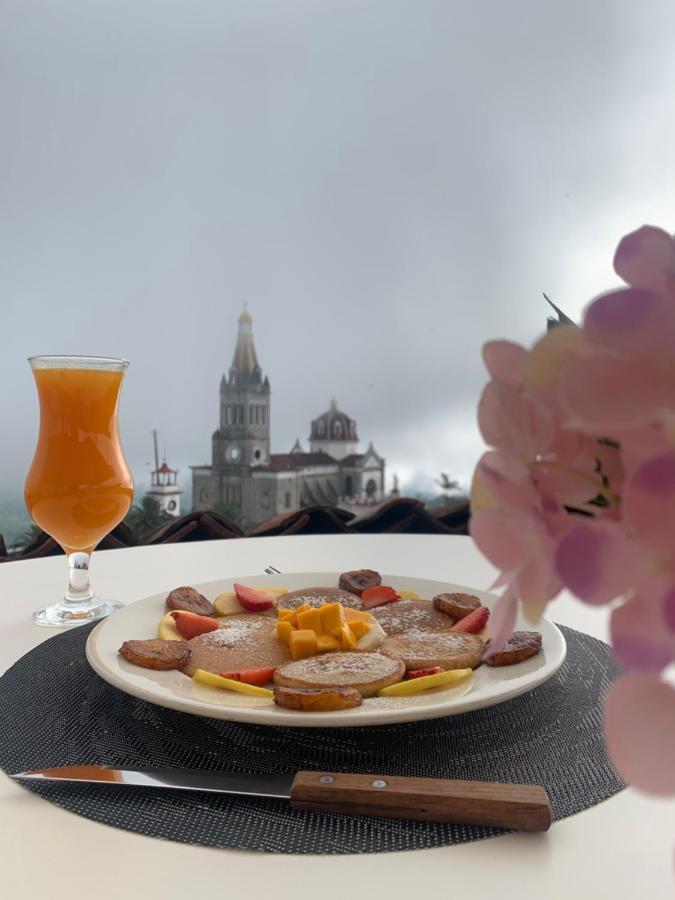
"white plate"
86,572,566,728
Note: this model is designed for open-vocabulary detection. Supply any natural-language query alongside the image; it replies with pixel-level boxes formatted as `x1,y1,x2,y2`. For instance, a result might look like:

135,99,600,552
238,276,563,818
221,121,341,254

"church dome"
310,399,359,442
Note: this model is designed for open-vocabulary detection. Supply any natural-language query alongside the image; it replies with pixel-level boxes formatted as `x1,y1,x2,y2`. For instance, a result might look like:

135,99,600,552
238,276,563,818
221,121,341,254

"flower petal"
623,453,675,554
478,380,555,459
469,509,532,573
604,672,675,795
554,520,635,605
584,287,675,360
613,225,675,299
482,340,527,386
610,595,674,671
483,588,518,658
559,356,673,432
523,325,584,404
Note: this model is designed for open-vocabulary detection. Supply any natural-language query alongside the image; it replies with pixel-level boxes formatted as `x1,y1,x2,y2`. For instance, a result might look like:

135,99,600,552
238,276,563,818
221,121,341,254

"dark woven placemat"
0,624,623,854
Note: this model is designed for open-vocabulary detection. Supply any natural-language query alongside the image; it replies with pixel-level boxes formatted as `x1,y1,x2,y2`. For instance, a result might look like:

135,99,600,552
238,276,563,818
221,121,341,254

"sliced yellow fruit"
343,607,373,623
290,629,318,660
356,617,386,651
339,623,358,650
347,619,370,640
320,602,346,633
377,668,472,697
213,592,242,616
396,589,421,600
296,608,323,634
276,620,294,647
157,610,198,641
193,669,274,698
316,633,341,653
278,608,296,622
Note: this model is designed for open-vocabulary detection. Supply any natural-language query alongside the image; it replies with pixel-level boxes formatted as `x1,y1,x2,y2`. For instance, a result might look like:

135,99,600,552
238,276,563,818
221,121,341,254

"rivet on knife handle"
289,772,552,832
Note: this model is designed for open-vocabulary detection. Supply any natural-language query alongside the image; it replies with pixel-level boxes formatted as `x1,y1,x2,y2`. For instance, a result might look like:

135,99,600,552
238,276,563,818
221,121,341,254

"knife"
11,765,551,832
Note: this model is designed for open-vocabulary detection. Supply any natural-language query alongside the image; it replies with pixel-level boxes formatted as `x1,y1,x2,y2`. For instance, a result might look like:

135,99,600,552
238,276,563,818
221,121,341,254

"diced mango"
290,629,318,660
338,623,358,650
347,619,370,640
278,608,296,622
276,620,294,647
343,608,372,623
320,602,346,633
316,633,341,653
295,603,312,616
296,608,323,634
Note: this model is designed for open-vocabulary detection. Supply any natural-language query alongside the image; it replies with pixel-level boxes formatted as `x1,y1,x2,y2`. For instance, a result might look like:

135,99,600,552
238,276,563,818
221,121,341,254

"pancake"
273,651,404,698
182,614,290,677
372,599,456,636
278,586,363,610
380,631,484,671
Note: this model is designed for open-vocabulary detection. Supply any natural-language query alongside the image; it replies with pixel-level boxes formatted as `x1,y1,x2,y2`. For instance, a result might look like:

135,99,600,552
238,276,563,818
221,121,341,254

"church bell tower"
214,309,270,469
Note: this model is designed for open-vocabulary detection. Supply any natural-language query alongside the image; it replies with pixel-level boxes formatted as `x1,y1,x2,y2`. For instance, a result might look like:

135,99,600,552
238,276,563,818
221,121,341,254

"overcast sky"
3,0,675,500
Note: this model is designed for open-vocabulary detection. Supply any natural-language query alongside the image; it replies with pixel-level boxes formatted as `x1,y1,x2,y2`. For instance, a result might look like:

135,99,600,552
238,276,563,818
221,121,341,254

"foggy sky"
3,0,675,499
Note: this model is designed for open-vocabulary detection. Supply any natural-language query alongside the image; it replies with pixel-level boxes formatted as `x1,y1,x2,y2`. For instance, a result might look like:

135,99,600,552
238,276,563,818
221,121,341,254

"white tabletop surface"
1,534,673,898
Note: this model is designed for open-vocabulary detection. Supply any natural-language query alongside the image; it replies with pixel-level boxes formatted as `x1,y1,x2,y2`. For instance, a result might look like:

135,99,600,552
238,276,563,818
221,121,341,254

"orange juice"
25,367,134,554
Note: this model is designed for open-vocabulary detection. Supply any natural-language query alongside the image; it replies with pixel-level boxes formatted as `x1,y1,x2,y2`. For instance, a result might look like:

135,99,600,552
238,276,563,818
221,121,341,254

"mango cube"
343,608,371,623
339,623,358,650
296,608,323,634
278,608,296,621
316,633,341,653
320,603,346,634
290,629,318,661
347,619,370,640
276,620,294,647
295,603,312,616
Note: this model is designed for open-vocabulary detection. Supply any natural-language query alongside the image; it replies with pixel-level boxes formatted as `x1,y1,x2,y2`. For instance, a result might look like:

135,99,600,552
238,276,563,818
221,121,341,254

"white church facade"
191,310,386,527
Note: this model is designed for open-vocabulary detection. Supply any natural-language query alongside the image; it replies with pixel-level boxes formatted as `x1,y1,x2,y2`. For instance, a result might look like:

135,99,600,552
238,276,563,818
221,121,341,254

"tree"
15,523,45,551
125,495,172,538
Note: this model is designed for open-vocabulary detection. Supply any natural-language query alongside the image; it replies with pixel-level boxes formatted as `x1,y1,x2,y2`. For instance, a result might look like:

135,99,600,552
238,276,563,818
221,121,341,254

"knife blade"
10,765,552,832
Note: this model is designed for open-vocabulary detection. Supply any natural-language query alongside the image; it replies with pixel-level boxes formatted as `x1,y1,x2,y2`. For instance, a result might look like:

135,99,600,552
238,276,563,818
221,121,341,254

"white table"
1,534,673,898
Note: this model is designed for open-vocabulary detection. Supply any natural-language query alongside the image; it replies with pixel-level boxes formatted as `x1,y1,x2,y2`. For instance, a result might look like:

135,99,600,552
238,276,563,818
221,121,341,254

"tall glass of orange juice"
25,356,134,626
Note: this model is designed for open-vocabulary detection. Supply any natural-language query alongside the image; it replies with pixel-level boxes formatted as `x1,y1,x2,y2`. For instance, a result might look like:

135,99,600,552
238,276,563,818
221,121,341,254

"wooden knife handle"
289,771,551,832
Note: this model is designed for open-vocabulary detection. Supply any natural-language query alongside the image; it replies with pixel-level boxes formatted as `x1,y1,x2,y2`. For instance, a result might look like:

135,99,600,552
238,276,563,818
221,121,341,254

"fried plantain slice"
273,685,362,711
433,592,481,621
485,631,542,667
166,586,213,616
119,639,191,670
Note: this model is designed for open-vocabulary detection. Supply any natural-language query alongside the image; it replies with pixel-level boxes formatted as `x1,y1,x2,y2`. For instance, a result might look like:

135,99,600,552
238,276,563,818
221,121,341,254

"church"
191,310,386,527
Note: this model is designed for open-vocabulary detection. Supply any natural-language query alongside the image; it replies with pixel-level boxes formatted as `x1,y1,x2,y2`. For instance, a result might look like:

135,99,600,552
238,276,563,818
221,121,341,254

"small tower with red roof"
146,430,182,517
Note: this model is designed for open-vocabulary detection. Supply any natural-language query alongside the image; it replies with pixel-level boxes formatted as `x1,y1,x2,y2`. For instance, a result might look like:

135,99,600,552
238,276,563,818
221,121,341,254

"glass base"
33,596,124,628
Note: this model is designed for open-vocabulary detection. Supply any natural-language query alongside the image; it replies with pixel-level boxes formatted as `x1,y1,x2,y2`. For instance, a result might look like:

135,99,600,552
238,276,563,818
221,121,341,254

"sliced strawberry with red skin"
451,606,490,634
220,666,276,686
233,583,277,612
361,585,401,609
407,666,443,680
171,611,220,640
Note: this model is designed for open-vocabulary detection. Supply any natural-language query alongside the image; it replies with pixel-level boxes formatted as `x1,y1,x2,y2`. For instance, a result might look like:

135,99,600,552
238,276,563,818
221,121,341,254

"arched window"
317,421,325,437
366,478,377,498
238,405,244,424
345,476,353,497
249,406,254,424
334,421,342,437
262,406,267,426
285,491,292,508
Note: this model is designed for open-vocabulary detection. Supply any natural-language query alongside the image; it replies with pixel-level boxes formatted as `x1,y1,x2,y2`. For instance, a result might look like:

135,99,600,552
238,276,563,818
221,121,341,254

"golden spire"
232,307,259,373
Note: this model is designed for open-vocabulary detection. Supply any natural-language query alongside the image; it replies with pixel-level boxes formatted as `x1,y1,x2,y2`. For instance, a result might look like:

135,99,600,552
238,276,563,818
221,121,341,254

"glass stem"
65,552,95,605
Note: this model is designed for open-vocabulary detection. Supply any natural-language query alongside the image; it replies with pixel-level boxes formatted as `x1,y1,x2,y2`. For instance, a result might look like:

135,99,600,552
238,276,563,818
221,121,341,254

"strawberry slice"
233,583,277,612
171,611,220,640
361,585,401,609
220,666,276,686
407,666,443,680
451,605,490,634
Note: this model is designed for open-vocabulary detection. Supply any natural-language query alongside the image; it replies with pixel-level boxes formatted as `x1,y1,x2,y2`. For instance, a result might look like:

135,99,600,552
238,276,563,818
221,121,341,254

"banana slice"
396,589,422,600
157,609,199,641
355,615,386,651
